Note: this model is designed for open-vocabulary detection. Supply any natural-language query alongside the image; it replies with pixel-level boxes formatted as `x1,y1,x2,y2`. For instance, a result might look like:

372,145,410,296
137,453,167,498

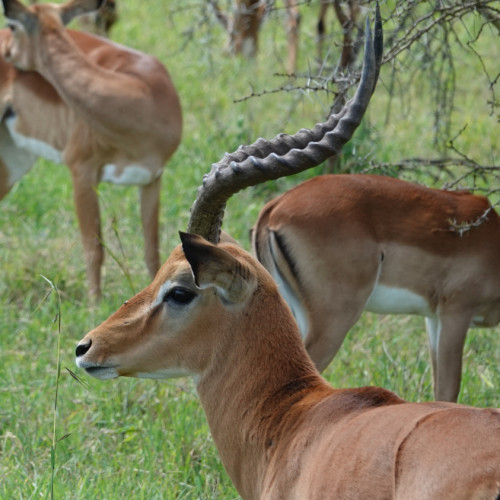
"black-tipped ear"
2,0,37,33
179,232,208,286
179,231,256,304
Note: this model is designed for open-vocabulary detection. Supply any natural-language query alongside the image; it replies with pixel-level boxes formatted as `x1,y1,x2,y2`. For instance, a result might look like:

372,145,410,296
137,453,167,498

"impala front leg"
140,177,161,278
70,164,103,300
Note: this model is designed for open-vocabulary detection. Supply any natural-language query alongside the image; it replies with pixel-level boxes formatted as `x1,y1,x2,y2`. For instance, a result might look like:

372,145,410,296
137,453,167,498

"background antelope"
29,0,118,36
0,0,182,299
76,11,500,498
251,174,500,402
209,0,300,74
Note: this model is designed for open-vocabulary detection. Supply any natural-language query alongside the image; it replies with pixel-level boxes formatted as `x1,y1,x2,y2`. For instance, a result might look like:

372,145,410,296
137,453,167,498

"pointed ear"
180,232,257,304
2,0,37,32
59,0,105,25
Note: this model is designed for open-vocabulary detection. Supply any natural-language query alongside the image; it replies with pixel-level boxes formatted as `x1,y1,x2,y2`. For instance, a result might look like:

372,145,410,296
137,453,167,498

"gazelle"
76,10,500,499
0,0,182,299
251,174,500,402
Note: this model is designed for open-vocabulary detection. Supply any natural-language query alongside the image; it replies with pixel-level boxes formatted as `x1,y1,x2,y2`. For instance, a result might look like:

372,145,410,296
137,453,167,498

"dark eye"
164,286,196,305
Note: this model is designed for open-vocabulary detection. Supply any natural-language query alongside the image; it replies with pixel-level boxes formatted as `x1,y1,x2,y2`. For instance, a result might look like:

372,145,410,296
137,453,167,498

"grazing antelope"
251,174,500,402
76,10,500,499
0,0,182,299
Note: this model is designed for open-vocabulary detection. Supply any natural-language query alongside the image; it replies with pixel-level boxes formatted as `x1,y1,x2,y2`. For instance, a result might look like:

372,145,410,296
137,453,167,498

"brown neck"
196,289,330,499
31,28,123,132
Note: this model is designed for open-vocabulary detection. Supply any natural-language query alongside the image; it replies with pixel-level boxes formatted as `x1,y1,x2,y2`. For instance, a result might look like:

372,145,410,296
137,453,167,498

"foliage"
0,1,499,498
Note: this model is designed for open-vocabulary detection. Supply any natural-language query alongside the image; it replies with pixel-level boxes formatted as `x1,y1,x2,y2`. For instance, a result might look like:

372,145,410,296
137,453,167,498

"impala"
29,0,118,36
76,10,500,499
0,0,182,299
210,0,300,74
251,173,500,402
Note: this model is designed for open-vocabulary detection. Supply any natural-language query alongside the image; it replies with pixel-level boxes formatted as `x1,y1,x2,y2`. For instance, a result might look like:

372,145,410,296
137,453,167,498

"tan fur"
76,233,500,499
0,0,182,299
252,174,500,401
29,0,118,37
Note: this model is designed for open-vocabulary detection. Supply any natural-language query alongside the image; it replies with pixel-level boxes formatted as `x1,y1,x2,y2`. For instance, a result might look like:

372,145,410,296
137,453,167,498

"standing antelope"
209,0,300,74
76,10,500,499
317,0,363,70
252,174,500,402
0,0,182,299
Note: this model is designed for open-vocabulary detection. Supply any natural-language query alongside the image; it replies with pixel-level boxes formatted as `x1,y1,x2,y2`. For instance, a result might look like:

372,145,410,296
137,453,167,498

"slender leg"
0,157,13,199
285,0,300,74
140,177,161,279
425,315,440,390
427,312,472,402
70,165,103,300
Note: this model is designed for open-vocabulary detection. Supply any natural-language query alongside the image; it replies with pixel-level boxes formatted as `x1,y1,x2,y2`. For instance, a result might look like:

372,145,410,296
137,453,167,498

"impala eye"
164,286,196,305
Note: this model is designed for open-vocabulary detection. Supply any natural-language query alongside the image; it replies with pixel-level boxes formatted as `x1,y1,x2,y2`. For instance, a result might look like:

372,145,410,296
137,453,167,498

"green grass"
0,1,499,498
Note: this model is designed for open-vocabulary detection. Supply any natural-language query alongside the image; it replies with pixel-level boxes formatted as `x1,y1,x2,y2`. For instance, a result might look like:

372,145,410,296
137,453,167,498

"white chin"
86,367,119,380
76,358,119,380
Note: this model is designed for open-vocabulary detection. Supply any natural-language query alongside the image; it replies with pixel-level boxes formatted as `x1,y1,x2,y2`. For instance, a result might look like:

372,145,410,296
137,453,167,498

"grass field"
0,1,499,498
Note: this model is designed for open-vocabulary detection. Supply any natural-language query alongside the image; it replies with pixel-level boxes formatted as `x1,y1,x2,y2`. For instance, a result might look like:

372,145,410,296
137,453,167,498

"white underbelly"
101,163,160,185
365,284,432,316
5,115,63,164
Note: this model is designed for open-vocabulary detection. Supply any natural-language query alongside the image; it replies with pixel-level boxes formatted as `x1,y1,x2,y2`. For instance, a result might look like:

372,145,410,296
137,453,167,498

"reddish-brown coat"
76,235,500,499
252,174,500,401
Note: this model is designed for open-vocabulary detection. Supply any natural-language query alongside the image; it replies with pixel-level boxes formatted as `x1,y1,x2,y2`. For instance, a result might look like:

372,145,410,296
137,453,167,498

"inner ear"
180,232,256,304
59,0,104,25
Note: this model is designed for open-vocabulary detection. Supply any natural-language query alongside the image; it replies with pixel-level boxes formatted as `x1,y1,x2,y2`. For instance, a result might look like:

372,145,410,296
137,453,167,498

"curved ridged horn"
188,3,383,243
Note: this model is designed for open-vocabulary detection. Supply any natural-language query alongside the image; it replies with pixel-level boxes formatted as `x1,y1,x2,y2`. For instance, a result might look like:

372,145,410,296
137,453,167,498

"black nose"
76,339,92,357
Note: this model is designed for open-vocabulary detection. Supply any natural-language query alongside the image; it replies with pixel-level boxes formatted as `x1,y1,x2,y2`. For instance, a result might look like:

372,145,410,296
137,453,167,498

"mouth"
76,359,119,380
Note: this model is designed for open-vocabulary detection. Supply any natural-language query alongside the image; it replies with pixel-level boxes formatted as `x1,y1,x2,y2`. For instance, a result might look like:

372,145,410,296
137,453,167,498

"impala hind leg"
298,247,383,372
305,303,369,372
426,312,471,402
140,177,161,278
70,166,103,300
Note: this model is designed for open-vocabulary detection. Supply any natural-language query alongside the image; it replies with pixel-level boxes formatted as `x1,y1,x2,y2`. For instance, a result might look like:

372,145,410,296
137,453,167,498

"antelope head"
76,5,383,382
1,0,105,70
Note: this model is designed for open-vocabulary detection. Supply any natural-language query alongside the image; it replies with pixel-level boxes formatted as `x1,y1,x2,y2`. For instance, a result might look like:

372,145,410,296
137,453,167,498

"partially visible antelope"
76,9,500,499
29,0,118,36
317,0,364,71
0,0,182,299
252,173,500,403
209,0,300,74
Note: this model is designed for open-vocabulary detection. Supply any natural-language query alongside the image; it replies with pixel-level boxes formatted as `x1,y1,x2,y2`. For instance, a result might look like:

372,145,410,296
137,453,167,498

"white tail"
251,173,500,402
75,7,500,498
0,0,182,299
